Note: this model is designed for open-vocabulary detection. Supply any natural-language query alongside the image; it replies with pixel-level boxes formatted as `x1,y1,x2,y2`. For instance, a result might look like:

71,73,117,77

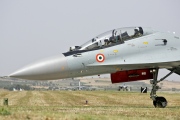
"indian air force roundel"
96,54,105,62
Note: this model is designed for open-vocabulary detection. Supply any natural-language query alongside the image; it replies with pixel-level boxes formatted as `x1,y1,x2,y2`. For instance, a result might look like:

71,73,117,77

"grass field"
0,90,180,120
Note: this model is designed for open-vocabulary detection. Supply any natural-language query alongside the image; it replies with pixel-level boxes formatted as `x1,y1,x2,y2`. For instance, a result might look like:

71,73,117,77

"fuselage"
9,27,180,80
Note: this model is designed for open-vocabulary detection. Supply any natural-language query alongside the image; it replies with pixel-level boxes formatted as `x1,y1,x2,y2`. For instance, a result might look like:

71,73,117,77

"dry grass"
0,90,180,120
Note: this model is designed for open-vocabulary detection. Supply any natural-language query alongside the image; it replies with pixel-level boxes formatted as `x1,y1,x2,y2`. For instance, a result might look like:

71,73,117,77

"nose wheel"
150,68,176,108
153,97,167,108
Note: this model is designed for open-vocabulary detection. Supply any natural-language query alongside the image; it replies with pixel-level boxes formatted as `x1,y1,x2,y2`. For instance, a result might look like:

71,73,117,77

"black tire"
153,97,167,108
153,100,157,107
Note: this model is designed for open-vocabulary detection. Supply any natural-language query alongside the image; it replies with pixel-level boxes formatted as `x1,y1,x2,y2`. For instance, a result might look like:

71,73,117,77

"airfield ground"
0,90,180,120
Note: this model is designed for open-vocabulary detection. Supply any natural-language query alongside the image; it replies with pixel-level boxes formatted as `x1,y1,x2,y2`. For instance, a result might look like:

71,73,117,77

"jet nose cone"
9,54,69,80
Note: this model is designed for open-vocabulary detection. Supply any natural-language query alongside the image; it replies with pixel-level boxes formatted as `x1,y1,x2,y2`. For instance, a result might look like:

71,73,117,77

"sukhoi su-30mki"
9,26,180,108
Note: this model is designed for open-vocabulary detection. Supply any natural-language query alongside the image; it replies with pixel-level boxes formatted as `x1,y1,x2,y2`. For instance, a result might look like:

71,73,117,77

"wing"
88,60,180,70
168,67,180,75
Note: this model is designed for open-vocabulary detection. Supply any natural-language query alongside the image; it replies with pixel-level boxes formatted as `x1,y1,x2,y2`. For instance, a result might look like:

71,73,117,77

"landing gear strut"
150,68,176,108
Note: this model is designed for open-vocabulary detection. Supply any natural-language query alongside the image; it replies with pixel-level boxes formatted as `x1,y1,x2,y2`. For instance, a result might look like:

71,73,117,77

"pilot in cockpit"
107,29,117,44
133,28,142,38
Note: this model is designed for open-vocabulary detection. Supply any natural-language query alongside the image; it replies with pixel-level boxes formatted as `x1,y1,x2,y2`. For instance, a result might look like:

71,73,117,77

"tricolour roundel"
96,54,105,62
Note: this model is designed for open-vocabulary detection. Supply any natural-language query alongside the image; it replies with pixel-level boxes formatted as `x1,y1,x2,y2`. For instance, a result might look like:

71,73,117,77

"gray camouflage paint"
9,27,180,80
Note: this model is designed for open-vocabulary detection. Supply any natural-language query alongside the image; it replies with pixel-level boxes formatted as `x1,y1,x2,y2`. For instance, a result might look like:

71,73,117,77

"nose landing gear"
150,68,176,108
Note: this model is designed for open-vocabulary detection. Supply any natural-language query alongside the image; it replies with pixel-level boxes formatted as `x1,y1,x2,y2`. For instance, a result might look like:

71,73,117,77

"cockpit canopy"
70,27,154,51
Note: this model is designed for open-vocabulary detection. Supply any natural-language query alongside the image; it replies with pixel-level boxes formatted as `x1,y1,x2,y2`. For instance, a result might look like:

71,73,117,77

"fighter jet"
9,26,180,108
